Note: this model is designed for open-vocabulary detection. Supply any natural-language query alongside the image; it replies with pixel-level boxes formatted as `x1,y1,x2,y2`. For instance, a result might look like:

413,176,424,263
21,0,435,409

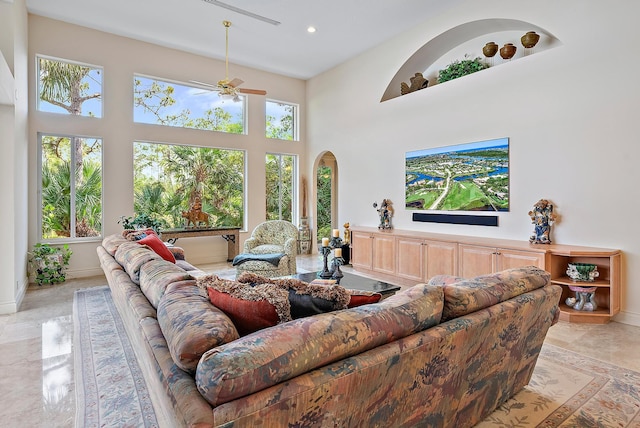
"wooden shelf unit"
350,226,621,323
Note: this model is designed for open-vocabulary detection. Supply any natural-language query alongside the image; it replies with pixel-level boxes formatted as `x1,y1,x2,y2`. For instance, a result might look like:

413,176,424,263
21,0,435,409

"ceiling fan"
192,20,267,102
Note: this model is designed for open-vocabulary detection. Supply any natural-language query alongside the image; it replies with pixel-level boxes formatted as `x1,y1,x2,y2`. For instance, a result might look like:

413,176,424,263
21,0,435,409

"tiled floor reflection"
0,255,638,427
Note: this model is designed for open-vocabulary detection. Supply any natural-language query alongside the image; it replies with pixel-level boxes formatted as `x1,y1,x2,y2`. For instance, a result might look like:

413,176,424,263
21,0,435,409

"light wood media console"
351,226,621,324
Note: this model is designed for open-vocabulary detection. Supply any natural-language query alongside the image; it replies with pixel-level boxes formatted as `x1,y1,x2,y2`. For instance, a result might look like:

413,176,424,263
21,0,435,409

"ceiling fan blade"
238,88,267,96
228,78,244,88
189,79,217,88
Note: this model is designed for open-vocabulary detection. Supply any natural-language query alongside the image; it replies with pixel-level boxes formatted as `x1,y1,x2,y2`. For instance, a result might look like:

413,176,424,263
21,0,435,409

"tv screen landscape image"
405,137,509,212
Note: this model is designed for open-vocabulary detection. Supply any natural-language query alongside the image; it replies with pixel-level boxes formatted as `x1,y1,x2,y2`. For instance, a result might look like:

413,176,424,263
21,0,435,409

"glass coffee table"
290,271,401,297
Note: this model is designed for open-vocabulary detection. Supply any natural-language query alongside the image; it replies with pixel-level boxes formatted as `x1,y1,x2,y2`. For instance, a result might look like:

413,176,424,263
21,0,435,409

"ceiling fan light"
219,92,235,100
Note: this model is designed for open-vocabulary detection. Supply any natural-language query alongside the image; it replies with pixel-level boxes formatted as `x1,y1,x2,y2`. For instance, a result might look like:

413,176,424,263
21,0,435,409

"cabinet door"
425,240,458,279
351,232,373,270
372,234,396,275
396,237,424,282
497,249,545,271
458,244,495,278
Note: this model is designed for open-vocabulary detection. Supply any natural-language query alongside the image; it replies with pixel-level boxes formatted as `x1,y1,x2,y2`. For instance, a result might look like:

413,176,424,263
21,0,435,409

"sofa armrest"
167,246,186,261
243,237,258,253
283,238,297,256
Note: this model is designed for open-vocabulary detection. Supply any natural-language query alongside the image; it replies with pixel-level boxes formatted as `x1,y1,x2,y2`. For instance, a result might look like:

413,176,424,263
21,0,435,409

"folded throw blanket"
232,253,285,267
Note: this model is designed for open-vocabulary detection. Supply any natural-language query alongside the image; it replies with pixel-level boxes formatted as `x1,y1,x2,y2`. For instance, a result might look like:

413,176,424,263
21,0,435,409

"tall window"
266,154,296,221
37,56,103,118
133,142,245,228
133,75,245,134
266,100,298,141
39,134,103,240
316,165,332,242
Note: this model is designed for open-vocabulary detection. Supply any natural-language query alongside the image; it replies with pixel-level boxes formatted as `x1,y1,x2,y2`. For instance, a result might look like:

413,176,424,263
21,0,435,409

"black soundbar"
412,212,498,227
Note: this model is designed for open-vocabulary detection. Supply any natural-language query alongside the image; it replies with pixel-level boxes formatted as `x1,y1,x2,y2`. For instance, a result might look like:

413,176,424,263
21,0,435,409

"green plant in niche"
118,213,163,233
438,56,489,84
28,243,72,285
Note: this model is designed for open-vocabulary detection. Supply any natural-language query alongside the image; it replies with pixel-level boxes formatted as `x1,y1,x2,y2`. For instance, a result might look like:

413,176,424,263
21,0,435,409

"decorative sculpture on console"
374,199,394,230
528,199,556,244
181,196,210,228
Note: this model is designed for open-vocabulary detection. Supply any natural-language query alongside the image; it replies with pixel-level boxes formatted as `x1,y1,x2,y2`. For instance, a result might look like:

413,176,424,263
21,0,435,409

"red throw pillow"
347,290,382,308
206,287,282,336
138,234,176,263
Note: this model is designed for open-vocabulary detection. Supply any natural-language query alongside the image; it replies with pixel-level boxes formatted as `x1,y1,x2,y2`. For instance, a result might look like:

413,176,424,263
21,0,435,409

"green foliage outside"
133,77,244,133
266,154,294,221
134,143,245,228
438,56,489,84
316,166,332,241
266,102,295,140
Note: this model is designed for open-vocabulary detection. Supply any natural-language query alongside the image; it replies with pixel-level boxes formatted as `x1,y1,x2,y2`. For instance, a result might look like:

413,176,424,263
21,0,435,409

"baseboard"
0,277,27,314
612,310,640,327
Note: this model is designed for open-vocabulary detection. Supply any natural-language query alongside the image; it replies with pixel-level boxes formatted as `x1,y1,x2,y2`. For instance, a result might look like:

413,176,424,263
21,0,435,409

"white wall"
307,0,640,325
0,0,29,314
27,16,307,277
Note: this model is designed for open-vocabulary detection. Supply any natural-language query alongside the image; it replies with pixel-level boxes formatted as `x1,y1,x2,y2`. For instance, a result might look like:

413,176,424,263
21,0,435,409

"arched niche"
381,18,562,102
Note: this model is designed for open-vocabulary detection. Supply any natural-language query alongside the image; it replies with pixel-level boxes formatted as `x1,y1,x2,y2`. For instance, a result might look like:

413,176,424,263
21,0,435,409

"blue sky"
406,137,509,159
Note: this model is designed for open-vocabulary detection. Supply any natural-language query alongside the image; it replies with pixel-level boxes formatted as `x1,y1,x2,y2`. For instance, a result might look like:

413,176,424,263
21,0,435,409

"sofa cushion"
157,282,239,374
115,241,163,285
138,233,176,263
102,234,129,256
139,259,193,308
432,266,550,321
195,283,444,406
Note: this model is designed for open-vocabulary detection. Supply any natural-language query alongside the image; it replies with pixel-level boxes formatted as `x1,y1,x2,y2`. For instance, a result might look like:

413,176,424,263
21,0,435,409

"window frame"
36,54,104,118
38,132,104,243
266,99,299,141
133,73,247,134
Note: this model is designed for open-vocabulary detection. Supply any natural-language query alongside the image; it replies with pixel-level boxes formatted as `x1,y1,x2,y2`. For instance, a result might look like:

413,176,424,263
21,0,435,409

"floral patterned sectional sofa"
97,233,562,428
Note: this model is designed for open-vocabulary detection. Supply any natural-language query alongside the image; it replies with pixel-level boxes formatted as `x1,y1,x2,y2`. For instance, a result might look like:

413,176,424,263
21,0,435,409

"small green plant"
28,243,72,285
118,213,162,233
438,56,489,84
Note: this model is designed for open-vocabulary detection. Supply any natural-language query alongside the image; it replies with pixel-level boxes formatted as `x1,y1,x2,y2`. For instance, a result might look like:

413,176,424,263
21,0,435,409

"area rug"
478,343,640,428
73,286,158,428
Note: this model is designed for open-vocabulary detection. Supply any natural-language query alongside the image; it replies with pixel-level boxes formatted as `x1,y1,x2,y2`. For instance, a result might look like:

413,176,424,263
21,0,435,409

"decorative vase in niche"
521,31,540,49
500,43,517,60
482,42,498,58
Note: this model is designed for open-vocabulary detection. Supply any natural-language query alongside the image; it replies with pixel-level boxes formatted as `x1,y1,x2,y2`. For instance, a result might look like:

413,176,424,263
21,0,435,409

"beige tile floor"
0,254,638,427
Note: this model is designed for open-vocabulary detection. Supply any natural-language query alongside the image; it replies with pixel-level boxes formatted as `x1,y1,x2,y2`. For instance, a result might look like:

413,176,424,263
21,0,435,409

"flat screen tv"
405,137,509,212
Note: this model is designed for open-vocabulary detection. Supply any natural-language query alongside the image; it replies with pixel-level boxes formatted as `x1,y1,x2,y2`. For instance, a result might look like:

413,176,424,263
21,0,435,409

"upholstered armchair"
235,220,298,277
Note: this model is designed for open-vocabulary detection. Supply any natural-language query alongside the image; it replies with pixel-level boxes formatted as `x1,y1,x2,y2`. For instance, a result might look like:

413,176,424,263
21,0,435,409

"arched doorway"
315,151,337,248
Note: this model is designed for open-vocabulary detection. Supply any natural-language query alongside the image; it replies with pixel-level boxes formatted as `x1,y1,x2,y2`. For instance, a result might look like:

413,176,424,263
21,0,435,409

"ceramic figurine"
528,199,556,244
374,199,394,230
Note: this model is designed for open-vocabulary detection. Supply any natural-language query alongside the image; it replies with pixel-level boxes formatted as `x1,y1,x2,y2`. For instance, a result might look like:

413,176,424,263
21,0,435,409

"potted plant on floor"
28,243,72,285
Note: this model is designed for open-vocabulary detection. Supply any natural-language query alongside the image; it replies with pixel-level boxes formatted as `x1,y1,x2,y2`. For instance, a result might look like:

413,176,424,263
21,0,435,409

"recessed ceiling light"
307,26,317,33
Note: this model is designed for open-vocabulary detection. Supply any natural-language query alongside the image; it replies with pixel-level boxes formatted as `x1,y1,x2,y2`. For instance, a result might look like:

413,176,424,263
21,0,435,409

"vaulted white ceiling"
26,0,464,80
